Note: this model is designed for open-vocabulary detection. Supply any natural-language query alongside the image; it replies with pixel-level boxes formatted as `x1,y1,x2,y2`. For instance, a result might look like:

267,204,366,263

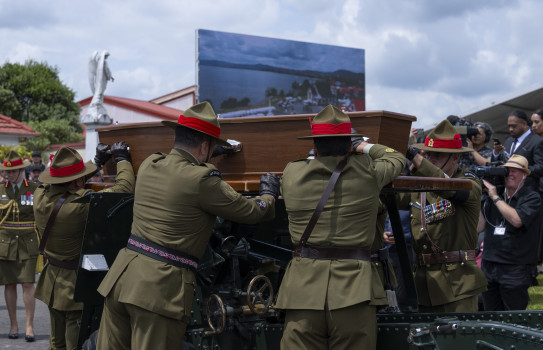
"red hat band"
177,115,220,138
311,122,352,136
424,134,462,149
49,160,85,177
3,158,23,168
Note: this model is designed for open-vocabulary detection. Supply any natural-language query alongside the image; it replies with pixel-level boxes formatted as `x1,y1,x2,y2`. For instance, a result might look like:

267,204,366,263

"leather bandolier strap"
417,192,476,267
294,156,371,261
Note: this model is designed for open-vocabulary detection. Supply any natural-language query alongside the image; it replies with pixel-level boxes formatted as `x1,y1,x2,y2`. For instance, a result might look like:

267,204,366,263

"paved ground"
0,274,50,349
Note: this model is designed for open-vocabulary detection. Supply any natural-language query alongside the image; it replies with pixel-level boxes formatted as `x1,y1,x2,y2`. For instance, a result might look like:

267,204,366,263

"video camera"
475,162,508,199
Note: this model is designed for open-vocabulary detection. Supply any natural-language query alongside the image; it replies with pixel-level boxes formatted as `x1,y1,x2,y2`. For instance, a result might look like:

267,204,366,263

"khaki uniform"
398,158,487,311
0,180,39,285
33,161,134,350
96,149,275,350
276,145,405,350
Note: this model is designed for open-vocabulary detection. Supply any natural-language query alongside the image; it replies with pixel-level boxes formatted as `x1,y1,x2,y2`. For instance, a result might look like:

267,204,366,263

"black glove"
94,143,111,167
259,172,280,199
211,144,235,158
110,141,131,163
406,145,420,161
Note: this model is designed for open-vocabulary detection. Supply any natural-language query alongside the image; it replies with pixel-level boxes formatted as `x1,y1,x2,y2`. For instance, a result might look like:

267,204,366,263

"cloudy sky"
1,0,542,128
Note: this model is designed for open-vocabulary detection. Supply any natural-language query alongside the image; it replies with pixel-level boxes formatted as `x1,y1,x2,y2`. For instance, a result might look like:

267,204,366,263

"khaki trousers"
96,282,188,350
418,295,478,313
48,307,82,350
281,302,377,350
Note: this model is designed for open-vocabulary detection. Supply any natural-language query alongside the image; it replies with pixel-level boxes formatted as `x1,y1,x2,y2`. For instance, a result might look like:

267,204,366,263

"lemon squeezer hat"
39,146,99,184
298,105,362,139
503,154,530,175
414,120,473,153
162,101,229,146
0,150,30,171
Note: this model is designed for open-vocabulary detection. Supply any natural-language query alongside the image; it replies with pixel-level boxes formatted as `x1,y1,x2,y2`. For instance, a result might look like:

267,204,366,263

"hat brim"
39,161,99,184
162,120,229,146
504,165,531,175
414,143,473,153
297,133,363,140
0,159,31,170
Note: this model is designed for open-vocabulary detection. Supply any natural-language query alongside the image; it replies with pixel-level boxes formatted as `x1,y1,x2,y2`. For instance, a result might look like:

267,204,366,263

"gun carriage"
73,111,543,349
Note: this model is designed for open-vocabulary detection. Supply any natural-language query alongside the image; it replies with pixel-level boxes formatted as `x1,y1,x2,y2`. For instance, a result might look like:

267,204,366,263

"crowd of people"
1,103,543,349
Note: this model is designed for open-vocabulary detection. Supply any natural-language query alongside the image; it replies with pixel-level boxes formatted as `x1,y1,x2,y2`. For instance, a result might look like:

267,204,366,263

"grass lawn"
527,274,543,310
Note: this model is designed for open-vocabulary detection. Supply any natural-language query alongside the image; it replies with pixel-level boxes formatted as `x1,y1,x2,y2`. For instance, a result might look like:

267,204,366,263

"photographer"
480,155,542,310
463,122,507,171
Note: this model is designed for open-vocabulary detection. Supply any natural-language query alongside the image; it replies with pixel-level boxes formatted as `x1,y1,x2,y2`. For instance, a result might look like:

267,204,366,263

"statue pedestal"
83,116,112,162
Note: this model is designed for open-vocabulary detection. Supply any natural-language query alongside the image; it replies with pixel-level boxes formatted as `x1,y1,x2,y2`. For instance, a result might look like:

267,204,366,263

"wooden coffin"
97,110,416,192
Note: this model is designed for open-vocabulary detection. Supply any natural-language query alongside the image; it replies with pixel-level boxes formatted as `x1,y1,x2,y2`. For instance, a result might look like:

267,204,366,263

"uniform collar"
171,148,201,165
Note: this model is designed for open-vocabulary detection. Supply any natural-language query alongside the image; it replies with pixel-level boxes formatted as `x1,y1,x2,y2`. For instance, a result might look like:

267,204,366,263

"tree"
0,60,82,150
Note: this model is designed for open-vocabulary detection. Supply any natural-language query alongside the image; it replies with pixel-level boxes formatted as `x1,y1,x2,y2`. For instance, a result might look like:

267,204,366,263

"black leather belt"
418,249,476,266
46,256,79,270
293,245,371,260
126,234,199,272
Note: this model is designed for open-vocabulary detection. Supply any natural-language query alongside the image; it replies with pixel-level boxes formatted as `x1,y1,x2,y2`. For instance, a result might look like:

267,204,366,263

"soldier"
0,151,39,341
33,144,134,350
275,105,405,350
400,119,487,312
96,101,279,349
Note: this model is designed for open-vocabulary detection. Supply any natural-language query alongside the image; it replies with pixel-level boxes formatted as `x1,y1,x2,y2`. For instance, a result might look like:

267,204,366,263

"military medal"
424,199,455,223
21,194,26,206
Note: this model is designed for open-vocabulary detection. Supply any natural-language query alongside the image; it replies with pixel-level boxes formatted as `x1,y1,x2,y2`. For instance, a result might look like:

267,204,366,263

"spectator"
28,165,43,184
531,109,543,138
480,155,542,310
24,151,45,180
491,110,543,193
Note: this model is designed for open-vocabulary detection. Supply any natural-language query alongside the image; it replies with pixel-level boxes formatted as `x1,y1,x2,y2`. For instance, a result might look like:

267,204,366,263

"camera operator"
479,154,542,311
462,122,507,171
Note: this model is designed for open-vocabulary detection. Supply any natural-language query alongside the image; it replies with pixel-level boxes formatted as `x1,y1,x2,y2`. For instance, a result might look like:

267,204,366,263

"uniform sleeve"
366,144,406,189
198,175,275,224
100,161,135,194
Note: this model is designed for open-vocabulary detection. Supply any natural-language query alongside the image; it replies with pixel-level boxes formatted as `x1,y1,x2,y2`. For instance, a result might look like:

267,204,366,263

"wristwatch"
493,197,502,204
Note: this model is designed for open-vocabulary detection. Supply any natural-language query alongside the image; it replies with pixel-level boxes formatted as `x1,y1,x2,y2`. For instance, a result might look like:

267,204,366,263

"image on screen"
197,29,365,118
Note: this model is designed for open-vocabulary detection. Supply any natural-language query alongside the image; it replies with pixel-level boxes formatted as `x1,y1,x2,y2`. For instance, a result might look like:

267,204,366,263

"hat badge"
6,161,11,167
428,139,434,147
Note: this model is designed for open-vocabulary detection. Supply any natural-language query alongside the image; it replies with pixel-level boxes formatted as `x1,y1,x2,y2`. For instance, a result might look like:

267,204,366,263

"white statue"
82,50,114,124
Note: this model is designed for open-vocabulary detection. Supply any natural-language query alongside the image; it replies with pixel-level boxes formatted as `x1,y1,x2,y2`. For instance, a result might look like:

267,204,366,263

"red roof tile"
0,114,39,137
78,95,183,121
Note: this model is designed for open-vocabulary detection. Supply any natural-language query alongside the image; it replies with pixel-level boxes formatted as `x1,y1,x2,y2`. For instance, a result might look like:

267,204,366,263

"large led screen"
197,29,365,118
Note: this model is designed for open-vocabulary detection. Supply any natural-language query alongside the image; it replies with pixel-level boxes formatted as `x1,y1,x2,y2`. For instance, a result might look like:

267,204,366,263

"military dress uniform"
276,105,405,350
0,179,39,285
400,120,487,312
33,146,135,350
96,102,277,350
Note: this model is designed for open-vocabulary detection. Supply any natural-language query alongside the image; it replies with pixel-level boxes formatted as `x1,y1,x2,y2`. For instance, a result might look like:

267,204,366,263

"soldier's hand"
406,145,420,161
94,143,111,167
110,141,131,163
259,173,280,199
211,144,235,158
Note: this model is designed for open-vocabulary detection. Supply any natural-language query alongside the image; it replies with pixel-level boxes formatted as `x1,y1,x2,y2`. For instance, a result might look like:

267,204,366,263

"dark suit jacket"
497,131,543,192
